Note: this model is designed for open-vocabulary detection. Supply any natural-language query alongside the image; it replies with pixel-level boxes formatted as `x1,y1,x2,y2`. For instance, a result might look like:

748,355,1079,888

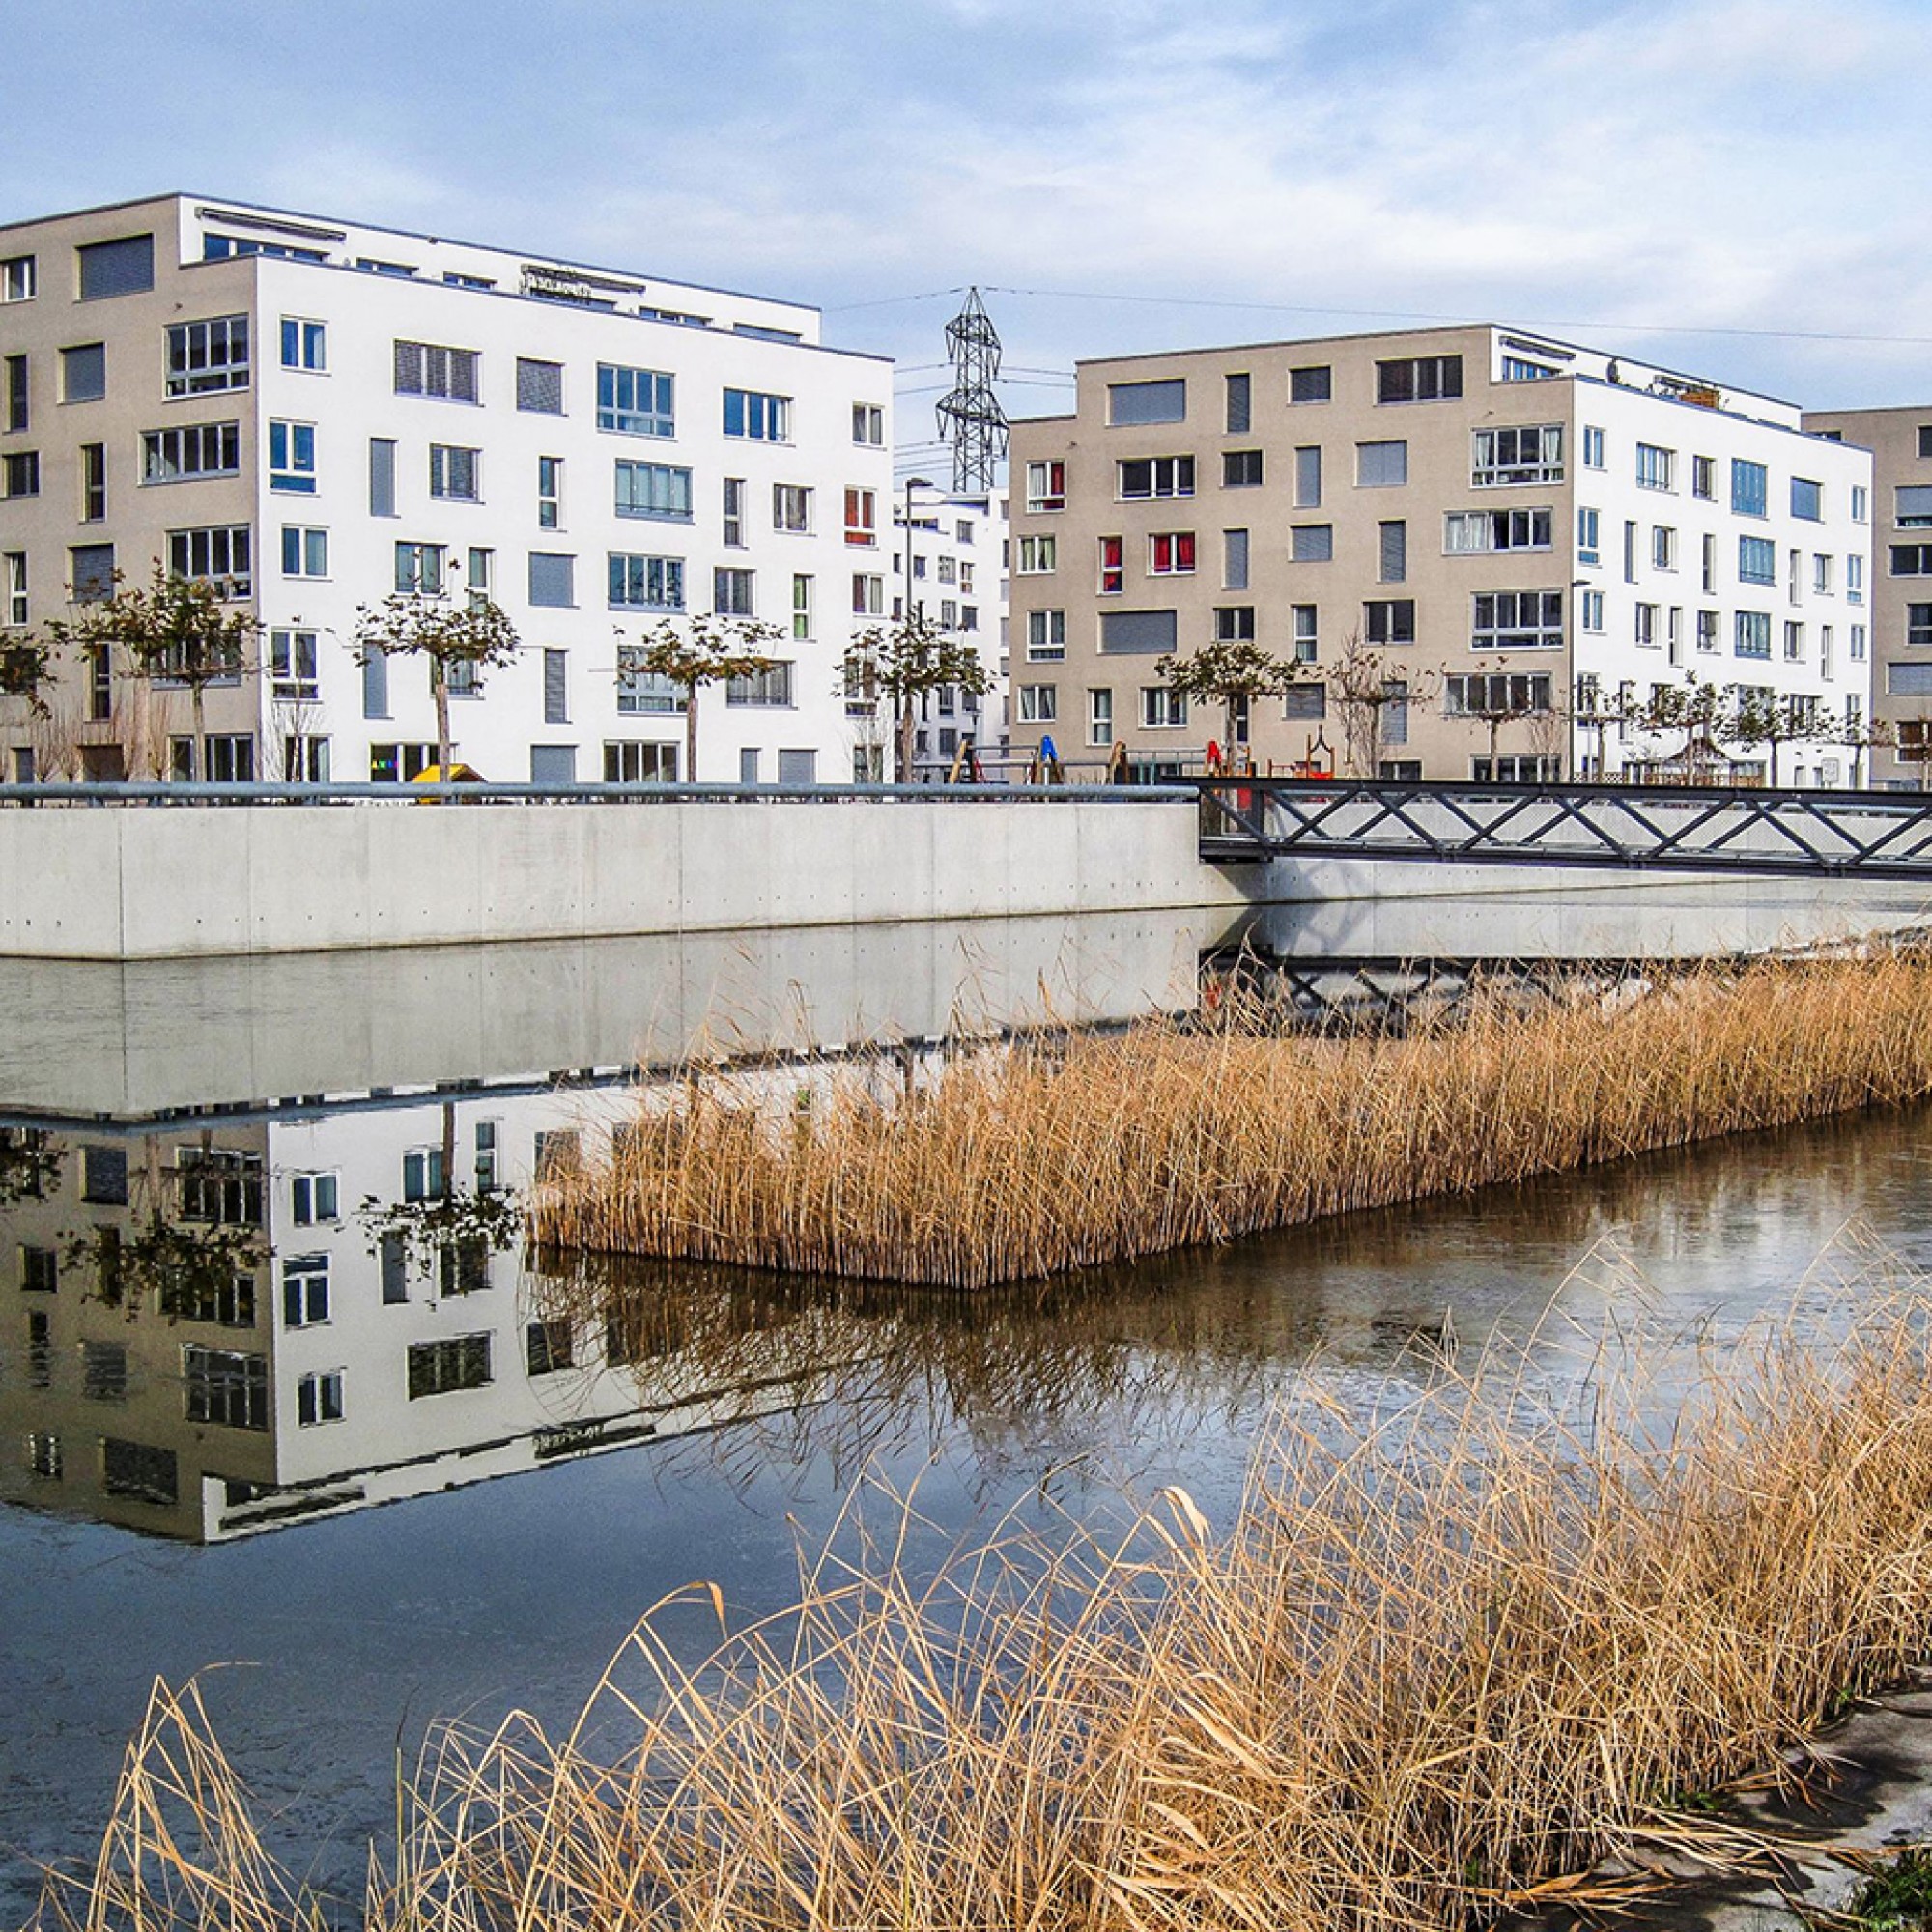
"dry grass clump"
531,951,1932,1288
35,1278,1932,1932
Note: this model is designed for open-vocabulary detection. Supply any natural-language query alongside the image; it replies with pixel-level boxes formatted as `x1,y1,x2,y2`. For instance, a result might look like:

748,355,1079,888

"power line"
825,287,965,313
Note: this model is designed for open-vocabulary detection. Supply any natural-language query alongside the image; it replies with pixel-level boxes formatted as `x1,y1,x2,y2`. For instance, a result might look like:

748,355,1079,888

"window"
1702,531,1718,594
1791,476,1823,521
1444,672,1552,716
1378,521,1406,583
394,339,479,402
1784,620,1805,662
283,526,327,578
282,1254,329,1328
532,454,562,528
1221,529,1247,591
21,1246,56,1293
853,402,884,445
1853,623,1868,661
1732,458,1768,518
1364,599,1415,646
81,1339,128,1401
843,487,876,545
1634,443,1675,491
1088,687,1114,746
1892,662,1932,698
517,357,564,414
1634,603,1657,648
4,354,23,434
1473,755,1562,781
1016,534,1057,574
395,540,443,594
1696,608,1719,653
408,1333,493,1399
723,387,788,440
166,316,250,396
529,552,576,607
1291,604,1318,664
1148,531,1195,574
291,1171,339,1224
1099,609,1177,653
184,1345,268,1429
1,452,37,498
169,1144,258,1225
1027,609,1066,659
1356,440,1408,487
1141,686,1188,726
1289,364,1331,404
76,234,153,299
1577,506,1601,566
270,628,318,699
714,567,754,615
1017,683,1057,722
1283,682,1325,722
26,1432,60,1480
71,543,115,603
604,740,678,781
1213,605,1256,642
142,422,240,483
1099,536,1124,594
298,1370,345,1426
771,483,812,534
1222,448,1263,488
1224,372,1251,433
1376,355,1461,403
787,572,813,641
1735,611,1772,658
725,662,794,706
1025,460,1065,512
1118,455,1194,499
1580,588,1605,632
1653,526,1676,571
80,442,105,521
1291,525,1333,563
1107,379,1185,426
601,551,682,611
278,316,326,371
102,1437,175,1502
1853,484,1868,524
1849,554,1865,603
1896,486,1932,531
1814,553,1833,594
605,459,692,526
1471,590,1563,649
269,420,317,494
3,552,25,627
1739,535,1776,584
616,649,682,714
1444,508,1552,553
852,572,884,616
1472,424,1563,487
168,525,251,594
1582,425,1605,469
62,342,105,402
427,442,479,502
0,254,34,302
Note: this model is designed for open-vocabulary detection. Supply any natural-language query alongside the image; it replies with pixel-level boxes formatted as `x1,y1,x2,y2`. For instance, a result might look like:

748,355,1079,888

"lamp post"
898,476,932,781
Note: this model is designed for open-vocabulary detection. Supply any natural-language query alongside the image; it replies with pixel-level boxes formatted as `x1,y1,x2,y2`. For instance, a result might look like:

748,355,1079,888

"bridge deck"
1197,778,1932,880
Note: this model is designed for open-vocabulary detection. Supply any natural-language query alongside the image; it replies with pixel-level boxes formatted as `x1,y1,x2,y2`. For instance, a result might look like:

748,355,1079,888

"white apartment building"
890,477,1007,777
0,194,895,785
1006,325,1872,786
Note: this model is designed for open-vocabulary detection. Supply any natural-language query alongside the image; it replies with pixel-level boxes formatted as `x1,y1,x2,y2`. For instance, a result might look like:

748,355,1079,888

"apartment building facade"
0,194,895,786
1007,325,1872,785
1802,405,1932,787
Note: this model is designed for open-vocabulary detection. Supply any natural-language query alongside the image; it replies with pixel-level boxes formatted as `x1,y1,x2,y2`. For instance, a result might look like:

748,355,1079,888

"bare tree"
1328,634,1437,778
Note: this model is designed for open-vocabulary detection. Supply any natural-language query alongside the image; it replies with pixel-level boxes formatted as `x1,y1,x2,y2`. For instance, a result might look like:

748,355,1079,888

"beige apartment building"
1008,324,1872,786
1803,405,1932,788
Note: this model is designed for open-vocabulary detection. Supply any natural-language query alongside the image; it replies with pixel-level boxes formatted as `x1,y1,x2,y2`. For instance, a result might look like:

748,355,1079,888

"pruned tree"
0,629,57,720
1456,657,1555,778
1153,637,1302,770
840,609,990,781
1328,634,1437,778
1726,684,1821,789
352,575,521,778
1631,672,1727,783
630,611,784,783
1839,706,1894,789
48,562,262,781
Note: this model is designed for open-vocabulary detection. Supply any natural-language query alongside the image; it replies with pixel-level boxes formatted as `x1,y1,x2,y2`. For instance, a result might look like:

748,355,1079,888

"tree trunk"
896,697,914,783
1769,738,1780,787
189,683,206,781
433,666,452,775
685,683,699,784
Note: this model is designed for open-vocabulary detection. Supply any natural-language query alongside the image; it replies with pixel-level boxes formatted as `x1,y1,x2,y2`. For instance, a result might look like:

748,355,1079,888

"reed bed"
531,951,1932,1288
37,1276,1932,1932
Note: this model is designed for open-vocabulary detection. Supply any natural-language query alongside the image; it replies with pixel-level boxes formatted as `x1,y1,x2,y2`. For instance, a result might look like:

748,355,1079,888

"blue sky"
10,0,1927,465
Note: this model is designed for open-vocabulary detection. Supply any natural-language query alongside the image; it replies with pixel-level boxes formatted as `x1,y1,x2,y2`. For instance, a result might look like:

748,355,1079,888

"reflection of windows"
281,1254,329,1327
407,1334,492,1398
176,1148,263,1223
183,1345,268,1429
403,1147,444,1201
180,1273,254,1327
81,1145,128,1204
102,1437,176,1503
527,1321,574,1376
21,1246,56,1293
298,1370,344,1426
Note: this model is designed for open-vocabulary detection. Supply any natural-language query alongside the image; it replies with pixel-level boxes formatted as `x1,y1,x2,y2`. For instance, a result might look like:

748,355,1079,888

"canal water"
4,880,1932,1923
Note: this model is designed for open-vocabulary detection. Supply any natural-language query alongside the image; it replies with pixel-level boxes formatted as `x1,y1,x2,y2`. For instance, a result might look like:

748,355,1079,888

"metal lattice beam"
934,288,1009,493
1197,777,1932,880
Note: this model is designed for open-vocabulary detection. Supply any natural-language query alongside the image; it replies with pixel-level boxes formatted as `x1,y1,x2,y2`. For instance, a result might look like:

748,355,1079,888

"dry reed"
531,951,1932,1289
35,1268,1932,1932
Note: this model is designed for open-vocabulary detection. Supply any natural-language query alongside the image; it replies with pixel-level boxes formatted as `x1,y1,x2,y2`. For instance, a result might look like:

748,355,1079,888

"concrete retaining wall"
0,798,1261,960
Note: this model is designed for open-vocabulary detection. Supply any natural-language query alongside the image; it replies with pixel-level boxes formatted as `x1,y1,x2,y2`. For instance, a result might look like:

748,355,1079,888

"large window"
1444,672,1552,716
77,234,154,299
183,1346,269,1430
1376,355,1461,403
394,340,479,402
1634,443,1675,491
1290,364,1331,404
166,317,249,397
600,364,675,436
1731,458,1768,518
1470,590,1563,649
143,422,240,484
1471,425,1563,487
1118,455,1194,499
395,541,444,594
1363,599,1415,646
1107,379,1185,426
723,388,788,440
1734,611,1772,658
1739,534,1777,584
772,483,813,533
608,552,685,611
1443,508,1551,554
615,461,693,522
1141,686,1188,726
529,552,576,607
168,526,251,596
62,342,105,402
1791,476,1823,522
714,567,755,615
725,662,794,706
407,1334,493,1399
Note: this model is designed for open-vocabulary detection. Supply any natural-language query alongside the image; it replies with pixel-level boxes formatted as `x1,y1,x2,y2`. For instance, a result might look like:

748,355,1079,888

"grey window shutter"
777,748,817,783
62,343,106,402
1098,609,1179,653
1889,662,1932,696
450,350,479,403
1106,379,1186,426
517,357,563,413
70,544,115,600
1294,446,1321,507
362,644,389,719
529,553,574,607
76,235,154,299
1384,683,1409,744
1224,373,1251,435
369,439,396,516
530,744,577,783
1285,683,1326,720
1224,529,1249,590
543,649,568,724
1379,521,1406,583
393,340,422,393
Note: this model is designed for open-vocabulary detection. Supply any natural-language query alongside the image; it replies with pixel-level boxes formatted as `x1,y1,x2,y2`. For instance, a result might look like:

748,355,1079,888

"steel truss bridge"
1197,777,1932,881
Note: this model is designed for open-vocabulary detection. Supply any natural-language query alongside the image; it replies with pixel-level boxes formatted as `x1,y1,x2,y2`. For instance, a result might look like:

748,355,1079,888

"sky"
7,0,1929,473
